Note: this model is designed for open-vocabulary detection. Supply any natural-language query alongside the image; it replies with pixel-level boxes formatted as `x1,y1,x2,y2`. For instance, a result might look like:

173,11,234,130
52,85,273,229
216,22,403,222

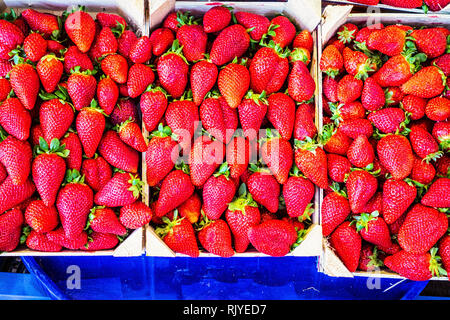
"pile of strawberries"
0,7,154,253
320,21,450,280
345,0,450,12
146,6,318,257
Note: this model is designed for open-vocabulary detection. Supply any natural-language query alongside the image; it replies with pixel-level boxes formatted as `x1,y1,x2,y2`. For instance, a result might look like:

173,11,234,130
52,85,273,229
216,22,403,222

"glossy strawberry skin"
322,192,351,237
94,172,140,208
210,24,250,66
98,130,140,174
225,205,260,253
384,250,434,281
283,176,315,219
346,170,378,214
81,156,113,193
145,135,178,187
0,136,32,186
0,208,24,252
198,219,235,257
202,175,237,220
329,222,362,272
247,172,280,213
120,201,153,230
157,52,189,99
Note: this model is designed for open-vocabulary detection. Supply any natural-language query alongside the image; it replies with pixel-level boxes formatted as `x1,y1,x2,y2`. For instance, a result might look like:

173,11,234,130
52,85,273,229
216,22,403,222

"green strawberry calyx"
329,181,348,199
297,203,314,223
244,90,268,106
289,163,307,179
294,136,322,154
35,137,70,159
39,84,73,108
127,174,143,199
162,39,189,65
429,247,447,278
64,169,86,185
259,23,280,47
193,210,214,232
258,128,281,146
213,161,231,180
227,183,258,215
337,25,356,45
366,246,385,269
151,123,178,141
176,10,200,27
85,206,106,230
144,84,170,98
19,225,32,245
352,211,380,232
319,123,337,145
155,209,184,239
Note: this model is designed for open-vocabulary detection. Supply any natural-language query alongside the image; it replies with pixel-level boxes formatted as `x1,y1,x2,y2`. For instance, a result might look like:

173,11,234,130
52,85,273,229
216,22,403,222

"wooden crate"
318,5,450,280
144,0,324,258
0,0,149,257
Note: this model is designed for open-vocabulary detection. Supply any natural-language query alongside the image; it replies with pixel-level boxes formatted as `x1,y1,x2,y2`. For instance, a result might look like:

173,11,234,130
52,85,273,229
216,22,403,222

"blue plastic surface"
20,256,429,300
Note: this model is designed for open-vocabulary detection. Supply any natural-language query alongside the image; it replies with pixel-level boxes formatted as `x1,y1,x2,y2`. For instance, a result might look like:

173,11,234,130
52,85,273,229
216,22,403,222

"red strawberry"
94,172,142,208
162,11,181,33
25,229,62,252
293,30,314,53
342,47,377,80
0,78,11,103
248,219,298,257
25,200,58,233
337,74,363,104
67,68,97,111
398,204,448,254
164,98,199,150
339,118,374,140
82,232,119,251
0,98,31,141
410,155,436,185
432,121,450,150
260,130,293,185
0,19,24,50
115,118,147,153
36,54,64,94
65,8,96,53
126,64,155,99
433,53,450,77
87,206,127,236
347,135,375,169
96,76,119,115
56,169,94,239
149,28,174,56
320,44,344,78
361,77,385,111
421,178,450,208
337,23,358,44
140,86,169,133
238,91,268,141
267,92,296,141
411,28,447,59
367,25,406,57
425,97,450,121
283,170,315,220
178,193,202,224
63,46,94,74
98,130,140,173
346,170,378,214
409,125,443,162
155,210,199,257
218,60,250,109
322,189,351,237
0,60,12,78
377,134,414,180
96,12,127,29
45,227,88,250
156,40,189,99
21,9,59,37
197,217,235,257
189,135,225,187
294,139,328,189
288,59,316,103
32,138,68,207
39,96,74,146
329,222,362,272
438,235,450,280
367,107,406,134
380,0,423,7
91,26,118,58
176,13,207,62
129,36,152,64
203,5,232,33
382,178,417,225
0,176,35,214
401,95,426,120
200,97,229,143
226,136,252,180
234,11,270,41
327,153,352,183
23,32,47,63
210,24,250,66
359,244,385,272
267,16,296,48
424,0,450,11
247,170,280,213
321,124,352,156
110,98,139,126
120,201,153,230
154,170,194,218
400,66,446,99
191,60,218,106
81,155,112,193
76,102,106,159
101,53,128,84
0,135,32,186
9,61,40,110
353,211,393,249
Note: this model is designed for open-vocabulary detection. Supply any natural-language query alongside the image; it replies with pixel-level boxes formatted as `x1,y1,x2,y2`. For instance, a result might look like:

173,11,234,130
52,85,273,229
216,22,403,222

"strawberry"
293,30,314,53
400,66,446,99
210,24,250,66
353,211,393,249
140,86,169,133
411,28,447,58
377,134,414,180
190,60,218,107
114,118,147,153
129,36,152,64
421,178,450,208
436,155,450,177
267,92,296,141
65,8,96,53
410,155,436,185
23,32,47,62
197,215,235,257
67,68,97,111
367,108,407,134
380,0,423,7
260,130,293,185
218,60,250,109
226,136,252,180
155,210,199,257
156,40,189,99
323,76,339,103
176,13,207,62
372,52,422,88
433,53,450,77
76,102,106,159
234,11,270,41
91,27,118,58
0,19,24,50
200,97,229,144
81,155,112,193
0,176,35,214
342,47,377,80
288,59,316,103
382,178,417,225
96,12,127,29
432,121,450,150
0,135,32,186
24,229,62,252
337,74,363,104
119,201,153,230
238,91,268,141
39,95,74,145
384,248,445,281
126,64,155,99
225,185,261,253
63,46,94,74
367,25,406,57
425,97,450,121
401,95,427,120
359,244,385,272
94,171,142,208
149,28,174,56
189,135,225,187
409,125,443,162
424,0,450,11
283,167,315,220
82,232,119,251
32,138,68,207
9,61,39,110
86,206,127,236
45,227,88,250
249,45,289,95
0,98,31,141
320,124,352,156
265,15,296,48
110,98,139,126
165,98,199,150
24,200,58,233
339,118,374,140
0,78,11,103
0,60,12,78
329,222,362,272
96,76,119,115
218,96,239,139
248,219,298,257
178,193,202,224
97,130,140,173
347,135,374,169
247,169,280,213
154,170,194,218
320,44,344,78
327,153,352,183
101,53,128,84
202,163,237,220
162,11,181,33
37,54,64,94
398,204,448,254
294,138,328,189
361,77,385,111
438,235,450,280
56,169,94,239
21,9,59,38
322,188,351,237
203,5,232,33
346,169,378,214
337,23,358,44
